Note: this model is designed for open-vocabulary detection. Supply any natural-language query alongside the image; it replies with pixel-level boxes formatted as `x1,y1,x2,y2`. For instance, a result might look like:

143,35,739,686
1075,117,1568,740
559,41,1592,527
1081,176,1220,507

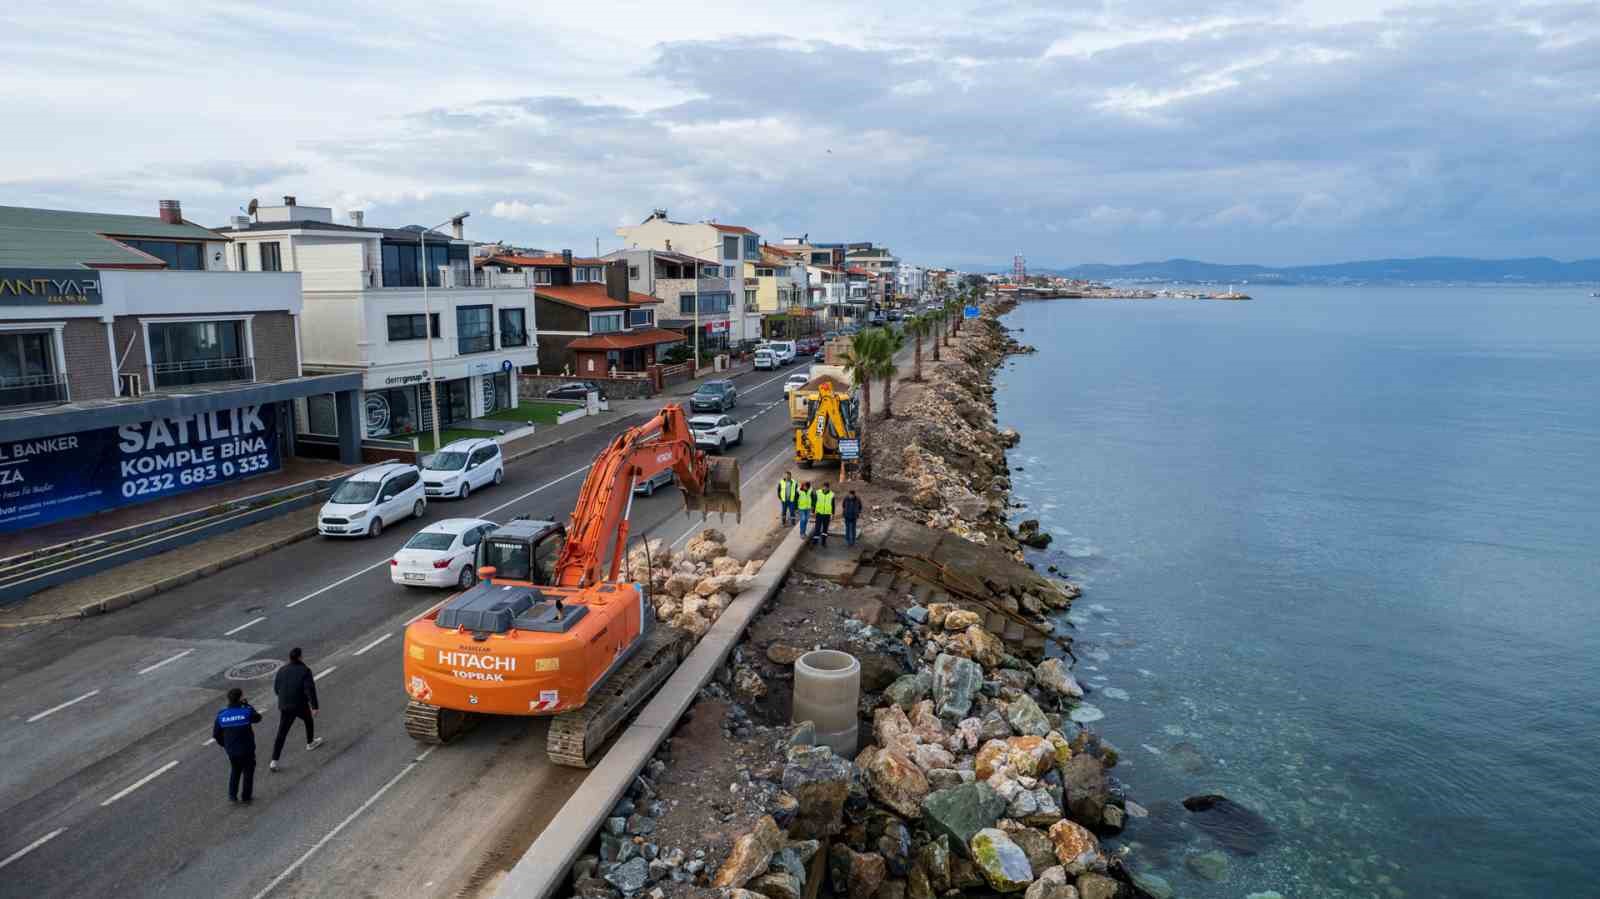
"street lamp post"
690,242,722,375
420,212,469,454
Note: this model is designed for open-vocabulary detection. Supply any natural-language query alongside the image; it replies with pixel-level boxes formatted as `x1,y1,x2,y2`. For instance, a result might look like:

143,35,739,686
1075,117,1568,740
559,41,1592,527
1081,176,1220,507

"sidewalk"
0,408,650,628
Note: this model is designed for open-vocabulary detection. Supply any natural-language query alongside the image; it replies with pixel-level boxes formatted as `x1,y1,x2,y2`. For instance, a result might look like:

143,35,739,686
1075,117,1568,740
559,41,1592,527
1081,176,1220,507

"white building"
614,210,762,344
896,264,926,299
220,199,537,441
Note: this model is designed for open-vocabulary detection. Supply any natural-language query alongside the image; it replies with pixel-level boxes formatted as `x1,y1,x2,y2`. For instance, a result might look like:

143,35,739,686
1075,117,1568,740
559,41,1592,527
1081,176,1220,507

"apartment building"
615,210,762,343
607,248,736,355
0,201,361,534
219,200,536,440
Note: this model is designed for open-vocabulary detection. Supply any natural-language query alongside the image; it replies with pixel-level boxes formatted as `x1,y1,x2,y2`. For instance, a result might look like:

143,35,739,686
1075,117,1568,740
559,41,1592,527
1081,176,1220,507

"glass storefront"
365,385,418,437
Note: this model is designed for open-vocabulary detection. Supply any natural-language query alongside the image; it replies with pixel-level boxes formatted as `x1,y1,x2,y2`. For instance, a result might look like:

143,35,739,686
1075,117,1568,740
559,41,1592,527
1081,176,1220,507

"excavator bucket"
685,456,741,521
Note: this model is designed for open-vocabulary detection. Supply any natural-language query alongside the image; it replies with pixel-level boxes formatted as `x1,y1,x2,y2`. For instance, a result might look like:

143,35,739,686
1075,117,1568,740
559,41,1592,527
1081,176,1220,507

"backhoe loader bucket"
685,456,741,520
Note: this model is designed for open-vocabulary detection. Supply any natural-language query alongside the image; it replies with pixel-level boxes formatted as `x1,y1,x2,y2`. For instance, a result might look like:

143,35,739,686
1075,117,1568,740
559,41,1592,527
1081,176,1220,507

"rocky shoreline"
562,299,1168,899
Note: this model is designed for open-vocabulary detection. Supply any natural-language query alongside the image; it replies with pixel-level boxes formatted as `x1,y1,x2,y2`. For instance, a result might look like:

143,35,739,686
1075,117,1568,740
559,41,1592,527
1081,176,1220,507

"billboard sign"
963,305,980,319
0,404,279,533
0,269,103,307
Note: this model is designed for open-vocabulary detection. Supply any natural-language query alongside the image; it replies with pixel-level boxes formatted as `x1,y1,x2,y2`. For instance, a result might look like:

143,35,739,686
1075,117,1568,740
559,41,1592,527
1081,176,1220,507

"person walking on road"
269,647,323,771
842,490,862,547
795,482,813,538
812,483,835,547
213,687,262,803
778,472,798,526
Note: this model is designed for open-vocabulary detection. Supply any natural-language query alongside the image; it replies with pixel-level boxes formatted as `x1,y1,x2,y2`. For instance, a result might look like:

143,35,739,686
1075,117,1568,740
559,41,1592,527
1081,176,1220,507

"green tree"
930,305,944,362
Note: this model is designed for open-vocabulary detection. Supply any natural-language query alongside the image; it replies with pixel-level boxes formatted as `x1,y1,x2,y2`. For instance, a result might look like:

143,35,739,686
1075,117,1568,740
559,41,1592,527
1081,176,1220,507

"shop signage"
0,404,280,534
705,320,729,334
385,370,429,386
0,268,103,306
839,439,860,460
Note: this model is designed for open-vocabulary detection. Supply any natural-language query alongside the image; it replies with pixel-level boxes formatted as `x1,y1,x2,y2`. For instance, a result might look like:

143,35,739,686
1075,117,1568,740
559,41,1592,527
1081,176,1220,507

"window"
499,308,527,347
123,239,206,270
305,393,338,435
457,305,494,354
382,243,419,287
148,319,251,387
236,244,248,271
0,330,64,407
743,235,759,259
722,235,739,259
700,265,720,279
628,265,640,279
535,268,552,285
365,386,417,436
260,242,282,272
745,288,757,306
387,313,440,341
629,307,653,327
679,292,731,315
723,265,736,279
811,252,831,265
588,266,603,282
572,267,590,283
591,313,624,334
757,268,773,277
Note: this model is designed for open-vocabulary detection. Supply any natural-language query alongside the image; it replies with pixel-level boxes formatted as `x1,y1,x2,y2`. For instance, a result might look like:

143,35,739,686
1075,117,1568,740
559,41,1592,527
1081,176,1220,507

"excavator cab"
682,456,741,520
475,518,567,585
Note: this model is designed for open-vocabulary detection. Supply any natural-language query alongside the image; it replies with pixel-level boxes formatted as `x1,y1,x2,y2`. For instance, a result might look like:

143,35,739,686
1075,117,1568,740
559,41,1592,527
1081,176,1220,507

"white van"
754,347,777,370
319,462,427,538
769,341,797,365
421,437,504,500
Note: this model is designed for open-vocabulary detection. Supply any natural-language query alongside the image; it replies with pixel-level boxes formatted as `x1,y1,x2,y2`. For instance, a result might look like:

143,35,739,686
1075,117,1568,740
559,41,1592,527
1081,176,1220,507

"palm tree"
906,313,931,382
930,305,944,362
840,328,889,482
877,327,905,420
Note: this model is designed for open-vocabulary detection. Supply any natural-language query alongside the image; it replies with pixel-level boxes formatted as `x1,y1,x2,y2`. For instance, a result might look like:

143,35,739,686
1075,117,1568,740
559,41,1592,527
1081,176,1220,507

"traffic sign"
963,305,980,319
838,439,860,460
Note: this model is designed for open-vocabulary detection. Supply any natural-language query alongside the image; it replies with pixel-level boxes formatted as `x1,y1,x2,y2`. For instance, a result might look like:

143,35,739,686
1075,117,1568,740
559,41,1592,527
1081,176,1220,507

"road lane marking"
27,689,100,723
137,649,193,675
224,616,266,636
352,633,391,656
0,828,65,871
285,465,593,609
249,746,437,899
318,664,338,679
100,760,178,806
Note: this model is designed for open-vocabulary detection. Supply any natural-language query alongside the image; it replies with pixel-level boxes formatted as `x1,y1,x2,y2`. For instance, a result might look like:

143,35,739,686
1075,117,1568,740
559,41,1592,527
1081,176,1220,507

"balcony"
152,356,255,389
0,373,69,409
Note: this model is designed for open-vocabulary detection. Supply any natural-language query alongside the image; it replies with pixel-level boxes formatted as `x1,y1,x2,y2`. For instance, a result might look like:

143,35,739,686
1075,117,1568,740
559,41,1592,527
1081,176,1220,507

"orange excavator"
401,404,741,766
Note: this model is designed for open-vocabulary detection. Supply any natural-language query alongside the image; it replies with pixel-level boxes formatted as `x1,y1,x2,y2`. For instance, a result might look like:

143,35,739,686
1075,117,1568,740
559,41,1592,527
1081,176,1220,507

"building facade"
220,200,537,441
0,202,361,534
608,248,738,356
615,210,762,343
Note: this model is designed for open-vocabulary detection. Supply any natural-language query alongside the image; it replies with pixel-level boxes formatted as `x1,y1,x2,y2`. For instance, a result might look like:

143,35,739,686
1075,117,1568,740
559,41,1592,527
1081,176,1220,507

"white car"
690,414,743,453
754,348,777,370
769,341,797,364
319,462,426,538
784,372,810,393
422,438,504,500
391,518,498,589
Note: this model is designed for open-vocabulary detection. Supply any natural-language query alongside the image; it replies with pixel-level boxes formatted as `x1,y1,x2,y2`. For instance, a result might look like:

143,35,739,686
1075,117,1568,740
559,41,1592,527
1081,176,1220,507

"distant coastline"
1020,255,1600,286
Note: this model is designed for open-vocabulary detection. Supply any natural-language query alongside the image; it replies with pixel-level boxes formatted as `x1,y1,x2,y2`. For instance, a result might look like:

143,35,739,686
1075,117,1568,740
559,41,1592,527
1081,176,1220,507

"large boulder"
969,828,1034,892
1047,819,1100,871
602,857,650,893
663,572,699,598
1006,694,1051,737
1024,866,1077,899
873,706,919,756
917,836,952,892
912,743,955,773
1035,659,1084,699
865,749,930,819
975,739,1010,781
828,845,887,899
1006,827,1059,875
711,555,744,577
883,672,932,710
965,625,1006,669
868,812,914,876
1006,735,1055,778
782,745,853,839
1074,874,1120,899
933,654,983,721
1062,755,1110,827
907,700,947,744
694,574,735,597
685,532,725,563
943,609,982,632
922,783,1007,858
750,871,802,899
712,815,784,888
672,611,710,638
1182,793,1276,855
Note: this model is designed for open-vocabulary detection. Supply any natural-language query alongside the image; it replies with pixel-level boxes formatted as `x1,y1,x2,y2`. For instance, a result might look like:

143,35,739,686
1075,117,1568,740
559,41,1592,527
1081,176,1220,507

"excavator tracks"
546,626,688,768
404,701,477,744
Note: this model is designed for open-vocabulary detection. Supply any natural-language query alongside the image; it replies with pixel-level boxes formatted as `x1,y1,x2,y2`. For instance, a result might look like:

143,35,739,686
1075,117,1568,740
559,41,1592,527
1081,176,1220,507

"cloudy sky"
3,1,1597,267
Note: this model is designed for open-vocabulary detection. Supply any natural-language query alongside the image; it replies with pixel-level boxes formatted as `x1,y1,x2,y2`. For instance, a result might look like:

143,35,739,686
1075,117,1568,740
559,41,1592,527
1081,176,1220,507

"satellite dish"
246,198,259,219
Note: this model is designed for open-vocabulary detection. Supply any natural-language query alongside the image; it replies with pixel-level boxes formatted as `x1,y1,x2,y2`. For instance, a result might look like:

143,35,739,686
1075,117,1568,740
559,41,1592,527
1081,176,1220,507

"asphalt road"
0,364,805,899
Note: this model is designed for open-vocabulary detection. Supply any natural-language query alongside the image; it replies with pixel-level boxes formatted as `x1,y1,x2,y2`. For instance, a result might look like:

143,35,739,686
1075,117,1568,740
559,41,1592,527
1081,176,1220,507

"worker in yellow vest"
795,482,814,537
777,473,798,526
812,483,836,547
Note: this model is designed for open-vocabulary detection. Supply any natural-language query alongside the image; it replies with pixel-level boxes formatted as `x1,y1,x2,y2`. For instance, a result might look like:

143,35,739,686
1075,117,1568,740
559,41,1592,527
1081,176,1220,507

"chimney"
282,195,297,207
349,210,364,227
451,217,464,240
158,200,183,224
664,239,672,252
562,249,573,266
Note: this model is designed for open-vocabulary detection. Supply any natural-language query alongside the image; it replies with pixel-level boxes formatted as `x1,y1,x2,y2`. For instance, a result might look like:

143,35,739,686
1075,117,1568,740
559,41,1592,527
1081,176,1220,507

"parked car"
632,469,677,496
545,381,606,401
690,414,743,452
391,518,497,589
784,372,811,393
421,437,504,500
320,462,426,538
754,347,778,370
796,337,822,355
690,380,738,413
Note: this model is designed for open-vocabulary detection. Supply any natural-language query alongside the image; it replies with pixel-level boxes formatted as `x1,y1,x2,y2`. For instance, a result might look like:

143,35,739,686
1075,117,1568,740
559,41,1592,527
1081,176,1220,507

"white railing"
151,356,255,388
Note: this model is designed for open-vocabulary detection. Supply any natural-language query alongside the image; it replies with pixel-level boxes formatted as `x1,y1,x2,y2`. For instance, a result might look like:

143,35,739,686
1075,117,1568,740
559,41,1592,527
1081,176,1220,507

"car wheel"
412,499,426,519
368,517,384,538
458,482,470,500
718,438,726,453
493,468,503,486
736,428,744,446
643,478,656,497
458,566,477,590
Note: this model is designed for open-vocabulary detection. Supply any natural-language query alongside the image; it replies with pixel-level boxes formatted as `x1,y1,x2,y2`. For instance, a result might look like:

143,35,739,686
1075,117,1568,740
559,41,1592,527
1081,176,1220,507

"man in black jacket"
269,647,323,771
842,490,863,547
213,688,262,803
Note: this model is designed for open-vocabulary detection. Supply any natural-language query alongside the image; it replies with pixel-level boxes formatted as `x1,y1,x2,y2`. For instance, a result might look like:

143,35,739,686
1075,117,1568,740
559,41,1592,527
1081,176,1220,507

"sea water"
994,286,1600,899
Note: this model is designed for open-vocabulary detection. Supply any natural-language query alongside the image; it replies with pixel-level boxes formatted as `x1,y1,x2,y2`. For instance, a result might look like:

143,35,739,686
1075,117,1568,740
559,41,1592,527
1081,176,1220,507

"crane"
400,403,740,766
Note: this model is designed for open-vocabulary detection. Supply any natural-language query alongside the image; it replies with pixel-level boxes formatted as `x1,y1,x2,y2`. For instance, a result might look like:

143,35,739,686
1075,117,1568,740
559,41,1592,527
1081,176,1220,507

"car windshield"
330,480,381,504
427,451,468,471
404,532,456,551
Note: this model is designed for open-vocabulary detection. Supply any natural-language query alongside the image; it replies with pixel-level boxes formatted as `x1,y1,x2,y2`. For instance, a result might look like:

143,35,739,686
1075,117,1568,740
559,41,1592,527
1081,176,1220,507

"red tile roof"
478,254,606,267
537,284,660,310
567,328,686,351
707,223,755,235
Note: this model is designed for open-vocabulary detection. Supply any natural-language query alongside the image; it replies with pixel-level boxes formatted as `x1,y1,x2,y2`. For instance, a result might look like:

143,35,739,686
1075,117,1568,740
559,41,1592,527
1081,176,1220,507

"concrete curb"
495,527,809,899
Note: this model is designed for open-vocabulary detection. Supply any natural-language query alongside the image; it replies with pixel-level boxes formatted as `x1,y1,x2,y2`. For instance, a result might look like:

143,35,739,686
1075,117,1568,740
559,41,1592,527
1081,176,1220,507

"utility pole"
420,211,469,454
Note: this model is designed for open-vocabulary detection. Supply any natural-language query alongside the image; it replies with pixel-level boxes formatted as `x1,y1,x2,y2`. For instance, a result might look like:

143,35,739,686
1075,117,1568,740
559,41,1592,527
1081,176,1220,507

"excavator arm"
552,403,740,588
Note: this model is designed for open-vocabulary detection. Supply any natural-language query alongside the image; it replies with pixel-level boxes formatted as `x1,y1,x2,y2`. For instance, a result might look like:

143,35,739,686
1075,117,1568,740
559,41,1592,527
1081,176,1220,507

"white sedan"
784,372,811,393
391,518,498,590
690,414,743,453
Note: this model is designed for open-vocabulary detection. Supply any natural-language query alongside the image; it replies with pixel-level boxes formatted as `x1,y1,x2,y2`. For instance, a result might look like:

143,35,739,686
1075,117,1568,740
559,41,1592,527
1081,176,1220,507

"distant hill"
1032,257,1600,284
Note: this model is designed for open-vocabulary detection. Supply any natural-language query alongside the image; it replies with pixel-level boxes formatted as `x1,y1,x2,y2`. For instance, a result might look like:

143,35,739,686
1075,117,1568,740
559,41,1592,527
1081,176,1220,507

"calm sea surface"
994,286,1600,899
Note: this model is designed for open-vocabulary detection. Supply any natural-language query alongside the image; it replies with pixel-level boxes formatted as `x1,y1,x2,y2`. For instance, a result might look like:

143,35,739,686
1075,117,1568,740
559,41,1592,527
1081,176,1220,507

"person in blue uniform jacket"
213,687,263,803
